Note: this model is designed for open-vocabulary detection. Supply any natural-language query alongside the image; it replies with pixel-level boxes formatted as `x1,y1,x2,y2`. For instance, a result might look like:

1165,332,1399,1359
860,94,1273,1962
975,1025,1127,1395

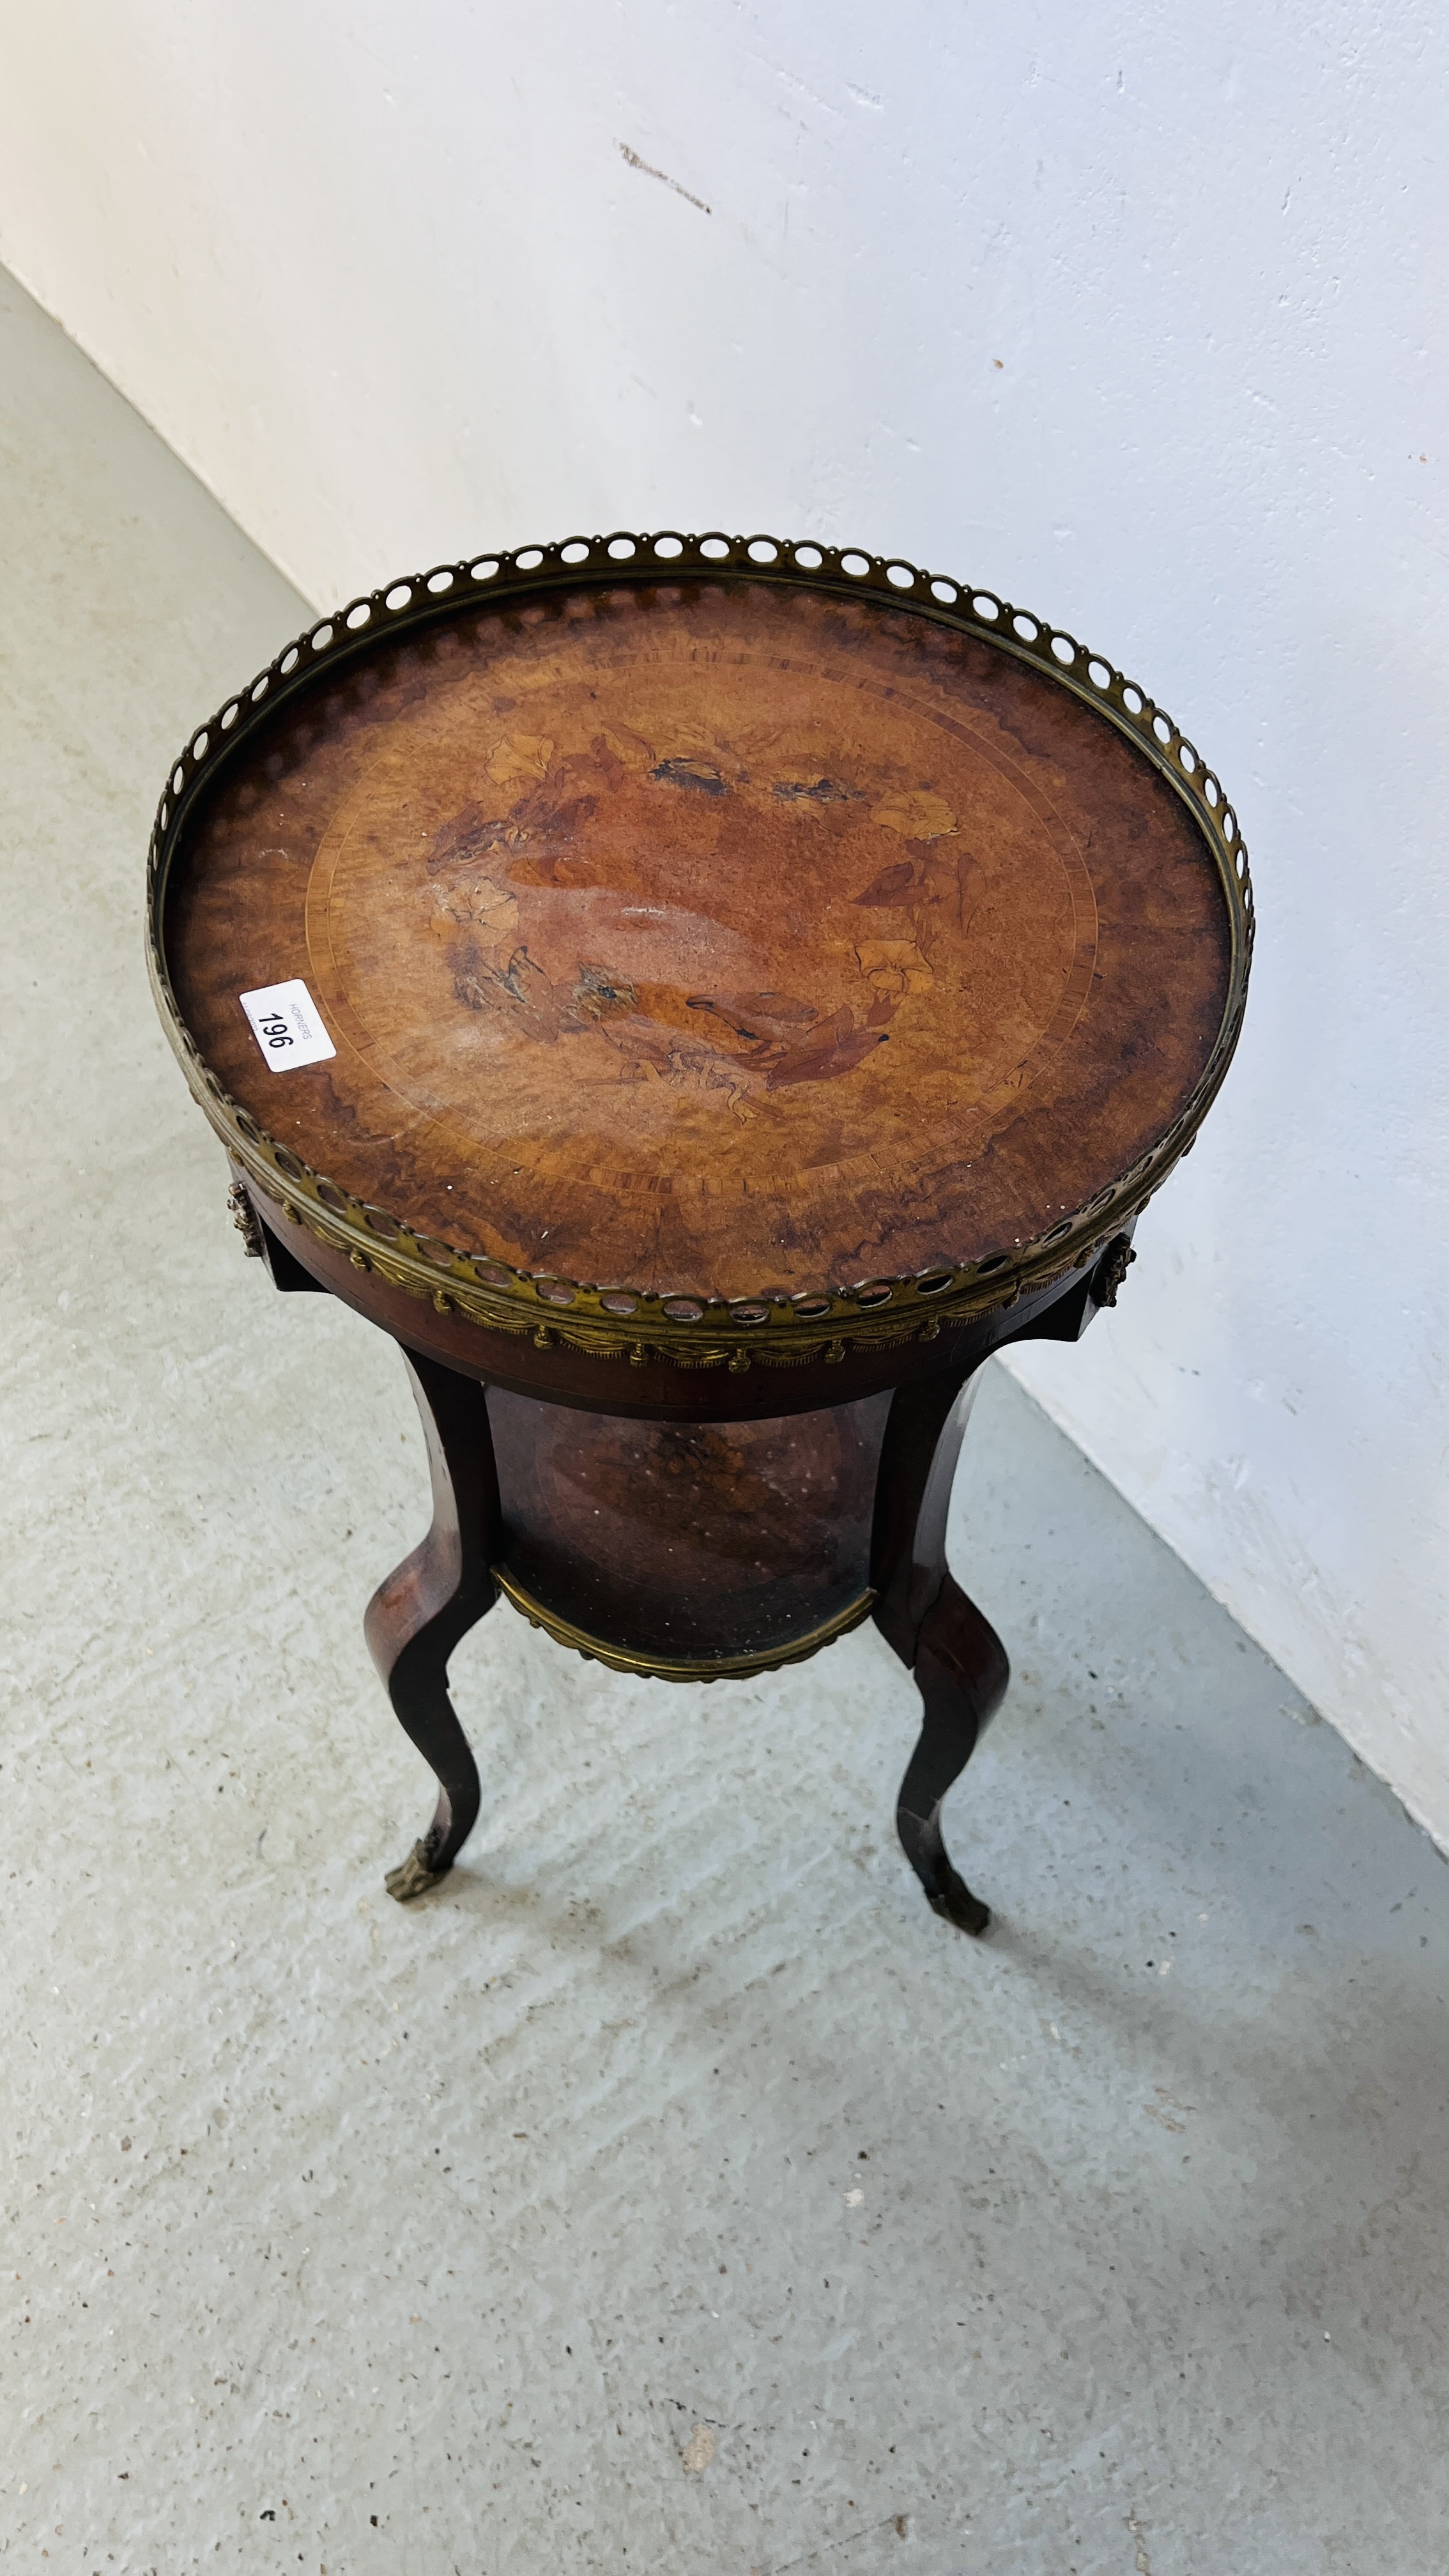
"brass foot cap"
385,1841,448,1903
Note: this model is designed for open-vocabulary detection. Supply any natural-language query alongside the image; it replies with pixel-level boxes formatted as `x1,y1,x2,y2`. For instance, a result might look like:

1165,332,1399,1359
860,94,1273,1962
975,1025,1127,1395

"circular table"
150,532,1251,1932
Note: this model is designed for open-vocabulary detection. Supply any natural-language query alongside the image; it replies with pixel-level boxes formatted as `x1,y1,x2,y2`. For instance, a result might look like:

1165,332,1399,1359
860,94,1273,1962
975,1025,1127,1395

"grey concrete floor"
3,263,1448,2576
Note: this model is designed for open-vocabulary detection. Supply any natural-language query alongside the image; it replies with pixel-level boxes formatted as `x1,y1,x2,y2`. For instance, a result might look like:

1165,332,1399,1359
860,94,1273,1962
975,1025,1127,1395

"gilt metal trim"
227,1179,264,1259
383,1834,447,1903
493,1566,877,1682
148,531,1253,1369
1094,1234,1137,1308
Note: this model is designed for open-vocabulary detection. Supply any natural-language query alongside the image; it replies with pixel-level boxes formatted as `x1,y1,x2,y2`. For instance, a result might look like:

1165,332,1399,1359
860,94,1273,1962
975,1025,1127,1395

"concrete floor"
3,261,1448,2576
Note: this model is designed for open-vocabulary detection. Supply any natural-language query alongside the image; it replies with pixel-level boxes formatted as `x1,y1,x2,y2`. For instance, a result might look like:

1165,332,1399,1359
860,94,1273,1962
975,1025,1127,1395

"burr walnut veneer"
150,532,1250,1931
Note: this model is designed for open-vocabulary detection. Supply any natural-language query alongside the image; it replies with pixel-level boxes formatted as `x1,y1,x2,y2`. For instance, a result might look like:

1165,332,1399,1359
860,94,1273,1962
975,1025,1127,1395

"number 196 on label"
238,979,337,1071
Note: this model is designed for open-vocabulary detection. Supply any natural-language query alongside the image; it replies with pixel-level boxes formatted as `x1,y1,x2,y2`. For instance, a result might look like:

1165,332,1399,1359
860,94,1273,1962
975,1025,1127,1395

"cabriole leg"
895,1574,1010,1933
364,1349,501,1901
871,1365,1009,1934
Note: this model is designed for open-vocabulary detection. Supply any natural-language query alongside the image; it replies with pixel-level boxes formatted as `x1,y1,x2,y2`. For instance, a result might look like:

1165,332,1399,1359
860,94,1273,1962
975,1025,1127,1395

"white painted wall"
4,2,1448,1833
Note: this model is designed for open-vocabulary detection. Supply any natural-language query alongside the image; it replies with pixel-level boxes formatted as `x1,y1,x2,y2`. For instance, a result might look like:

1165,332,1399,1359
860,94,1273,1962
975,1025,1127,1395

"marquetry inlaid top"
166,576,1232,1301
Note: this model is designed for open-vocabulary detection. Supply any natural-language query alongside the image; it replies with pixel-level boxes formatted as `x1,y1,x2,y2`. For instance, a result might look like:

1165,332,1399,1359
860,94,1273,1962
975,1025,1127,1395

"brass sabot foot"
385,1839,448,1903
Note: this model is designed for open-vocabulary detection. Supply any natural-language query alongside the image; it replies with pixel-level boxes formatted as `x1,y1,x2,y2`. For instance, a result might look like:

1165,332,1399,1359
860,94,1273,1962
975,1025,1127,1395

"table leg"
871,1366,1009,1934
364,1349,502,1901
894,1574,1009,1935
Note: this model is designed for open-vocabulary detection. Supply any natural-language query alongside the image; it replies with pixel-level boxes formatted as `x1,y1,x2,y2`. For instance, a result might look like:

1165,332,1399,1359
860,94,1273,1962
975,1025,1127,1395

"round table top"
157,542,1248,1333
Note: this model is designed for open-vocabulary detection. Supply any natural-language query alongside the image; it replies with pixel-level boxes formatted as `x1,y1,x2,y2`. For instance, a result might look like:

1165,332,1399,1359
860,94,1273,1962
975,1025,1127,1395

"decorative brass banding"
148,530,1254,1368
492,1567,877,1682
